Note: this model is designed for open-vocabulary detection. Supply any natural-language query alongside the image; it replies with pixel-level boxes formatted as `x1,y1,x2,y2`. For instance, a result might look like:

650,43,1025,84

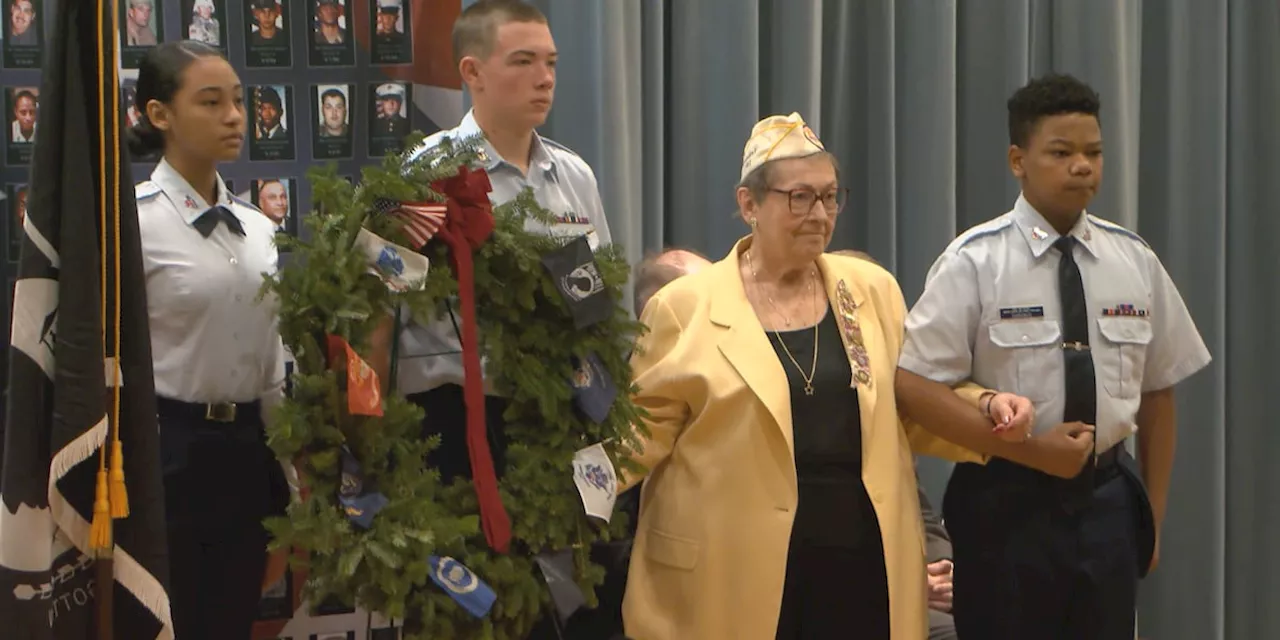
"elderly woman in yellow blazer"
621,113,1038,640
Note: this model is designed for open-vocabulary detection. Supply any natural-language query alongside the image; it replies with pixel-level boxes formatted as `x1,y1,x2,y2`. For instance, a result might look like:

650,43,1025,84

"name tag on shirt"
999,305,1045,320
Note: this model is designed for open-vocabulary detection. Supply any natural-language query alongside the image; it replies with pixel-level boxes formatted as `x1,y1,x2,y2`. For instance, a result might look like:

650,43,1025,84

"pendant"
804,384,814,396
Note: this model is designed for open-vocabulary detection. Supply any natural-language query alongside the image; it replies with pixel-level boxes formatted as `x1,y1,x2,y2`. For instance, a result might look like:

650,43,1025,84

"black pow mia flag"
0,0,171,638
541,235,612,329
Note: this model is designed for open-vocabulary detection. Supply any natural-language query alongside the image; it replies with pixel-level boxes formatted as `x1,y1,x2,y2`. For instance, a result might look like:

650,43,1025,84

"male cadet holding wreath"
375,3,610,635
393,0,610,464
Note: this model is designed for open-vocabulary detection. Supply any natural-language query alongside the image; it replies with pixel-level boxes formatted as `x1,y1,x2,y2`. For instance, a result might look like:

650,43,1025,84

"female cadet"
127,41,288,640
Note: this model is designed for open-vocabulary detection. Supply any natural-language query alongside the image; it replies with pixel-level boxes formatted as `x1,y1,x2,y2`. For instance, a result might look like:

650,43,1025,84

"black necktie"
1055,236,1097,506
192,205,245,238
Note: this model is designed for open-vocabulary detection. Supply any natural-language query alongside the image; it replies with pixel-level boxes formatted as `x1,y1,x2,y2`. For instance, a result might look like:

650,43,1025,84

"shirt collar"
456,109,558,181
1011,193,1097,259
151,158,232,226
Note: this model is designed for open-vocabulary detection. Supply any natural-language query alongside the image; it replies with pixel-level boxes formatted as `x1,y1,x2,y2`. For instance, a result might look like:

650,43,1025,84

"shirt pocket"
988,320,1061,402
1096,316,1153,399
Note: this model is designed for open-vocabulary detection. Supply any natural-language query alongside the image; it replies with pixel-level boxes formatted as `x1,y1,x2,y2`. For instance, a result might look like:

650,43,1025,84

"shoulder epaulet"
134,181,161,200
542,137,583,161
229,194,262,214
954,217,1014,250
1089,214,1150,248
404,130,452,165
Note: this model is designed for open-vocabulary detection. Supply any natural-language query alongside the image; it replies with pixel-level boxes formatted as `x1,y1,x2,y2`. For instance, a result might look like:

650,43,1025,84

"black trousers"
943,451,1155,640
406,384,512,483
158,398,288,640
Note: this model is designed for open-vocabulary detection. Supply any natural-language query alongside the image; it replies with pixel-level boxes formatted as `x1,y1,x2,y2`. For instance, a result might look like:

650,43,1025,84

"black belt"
156,396,261,424
1095,443,1120,470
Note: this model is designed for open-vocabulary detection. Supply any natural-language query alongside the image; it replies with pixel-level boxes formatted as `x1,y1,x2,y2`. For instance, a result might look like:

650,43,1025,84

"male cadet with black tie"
895,74,1211,640
385,2,610,637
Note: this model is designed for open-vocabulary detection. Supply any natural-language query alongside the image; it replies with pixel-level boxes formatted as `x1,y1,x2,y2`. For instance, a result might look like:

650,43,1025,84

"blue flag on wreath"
427,556,497,618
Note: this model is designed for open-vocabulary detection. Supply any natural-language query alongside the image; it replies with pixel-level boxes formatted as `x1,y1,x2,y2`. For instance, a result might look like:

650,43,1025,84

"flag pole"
91,0,120,638
95,554,114,640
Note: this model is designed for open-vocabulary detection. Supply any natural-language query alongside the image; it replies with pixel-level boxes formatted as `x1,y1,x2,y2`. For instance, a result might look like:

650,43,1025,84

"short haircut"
831,249,879,266
320,88,346,104
451,0,548,66
1007,73,1101,148
633,248,708,313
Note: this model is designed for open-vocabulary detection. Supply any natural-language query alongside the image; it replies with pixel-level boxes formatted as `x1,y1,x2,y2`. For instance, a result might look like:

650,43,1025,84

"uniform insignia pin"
184,195,199,210
1031,226,1048,240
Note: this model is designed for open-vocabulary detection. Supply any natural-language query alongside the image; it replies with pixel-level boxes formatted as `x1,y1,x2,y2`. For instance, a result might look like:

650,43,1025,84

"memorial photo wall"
1,1,465,637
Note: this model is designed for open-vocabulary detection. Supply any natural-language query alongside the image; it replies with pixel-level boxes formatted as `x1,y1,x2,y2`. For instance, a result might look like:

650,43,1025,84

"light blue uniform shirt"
899,194,1211,453
135,159,287,416
396,109,612,395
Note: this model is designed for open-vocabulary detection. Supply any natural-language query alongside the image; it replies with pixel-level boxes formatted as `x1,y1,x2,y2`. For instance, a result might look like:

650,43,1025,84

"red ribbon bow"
425,165,511,553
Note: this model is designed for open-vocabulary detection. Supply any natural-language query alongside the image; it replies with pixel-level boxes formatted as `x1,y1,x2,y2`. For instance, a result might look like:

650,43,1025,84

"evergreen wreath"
261,134,647,639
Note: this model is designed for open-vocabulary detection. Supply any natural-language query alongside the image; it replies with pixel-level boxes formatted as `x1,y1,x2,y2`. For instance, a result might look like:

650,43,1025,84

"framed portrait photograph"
369,0,411,65
367,82,410,157
119,0,161,68
6,183,27,262
311,84,353,159
307,0,353,67
120,79,143,129
5,86,39,165
244,0,291,68
2,0,43,68
249,84,296,162
250,177,297,237
182,0,227,52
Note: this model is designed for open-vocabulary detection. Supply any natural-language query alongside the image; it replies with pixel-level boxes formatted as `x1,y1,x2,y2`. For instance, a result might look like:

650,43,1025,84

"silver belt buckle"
205,402,237,422
1062,341,1090,352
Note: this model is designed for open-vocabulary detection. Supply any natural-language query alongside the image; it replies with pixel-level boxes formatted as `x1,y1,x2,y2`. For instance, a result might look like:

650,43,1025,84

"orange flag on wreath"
326,335,384,416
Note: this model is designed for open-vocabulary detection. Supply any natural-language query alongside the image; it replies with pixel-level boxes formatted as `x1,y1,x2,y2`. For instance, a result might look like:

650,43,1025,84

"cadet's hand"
987,392,1035,442
1029,421,1095,478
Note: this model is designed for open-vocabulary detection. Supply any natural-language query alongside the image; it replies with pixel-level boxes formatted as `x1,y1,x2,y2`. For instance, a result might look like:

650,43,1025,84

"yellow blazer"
621,239,989,640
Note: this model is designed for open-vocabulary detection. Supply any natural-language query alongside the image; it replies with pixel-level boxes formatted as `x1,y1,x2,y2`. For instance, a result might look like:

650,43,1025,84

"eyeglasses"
767,187,849,216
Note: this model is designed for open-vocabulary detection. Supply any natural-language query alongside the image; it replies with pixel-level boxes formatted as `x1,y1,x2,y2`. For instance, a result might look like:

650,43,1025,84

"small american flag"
373,197,446,249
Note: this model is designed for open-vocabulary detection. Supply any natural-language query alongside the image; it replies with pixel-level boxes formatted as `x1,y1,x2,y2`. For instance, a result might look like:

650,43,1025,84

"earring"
749,218,758,229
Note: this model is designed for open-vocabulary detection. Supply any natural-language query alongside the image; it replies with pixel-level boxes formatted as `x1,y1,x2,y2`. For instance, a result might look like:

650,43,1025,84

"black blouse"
768,308,878,549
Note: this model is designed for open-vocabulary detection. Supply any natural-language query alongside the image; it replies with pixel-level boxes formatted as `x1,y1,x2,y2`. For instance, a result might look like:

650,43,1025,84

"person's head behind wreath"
451,0,555,131
736,113,846,270
633,248,712,312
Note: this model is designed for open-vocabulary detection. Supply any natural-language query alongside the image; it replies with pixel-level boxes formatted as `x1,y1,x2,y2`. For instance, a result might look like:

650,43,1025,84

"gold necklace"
746,250,821,395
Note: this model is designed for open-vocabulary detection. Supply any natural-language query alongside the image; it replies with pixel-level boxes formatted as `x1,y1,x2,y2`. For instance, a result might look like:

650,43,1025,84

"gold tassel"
109,442,129,518
89,469,112,551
